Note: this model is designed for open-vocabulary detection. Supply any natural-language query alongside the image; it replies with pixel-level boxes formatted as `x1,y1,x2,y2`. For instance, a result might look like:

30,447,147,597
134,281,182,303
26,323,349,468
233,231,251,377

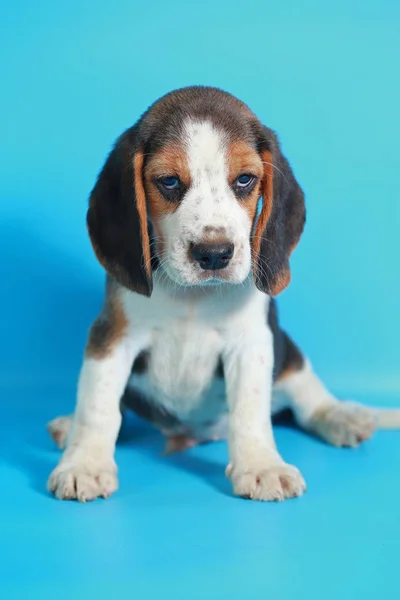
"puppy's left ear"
252,126,306,296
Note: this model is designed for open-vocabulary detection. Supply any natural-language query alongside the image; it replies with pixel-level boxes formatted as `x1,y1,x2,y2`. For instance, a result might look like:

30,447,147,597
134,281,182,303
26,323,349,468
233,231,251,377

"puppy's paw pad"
47,463,118,502
230,463,306,502
309,402,375,448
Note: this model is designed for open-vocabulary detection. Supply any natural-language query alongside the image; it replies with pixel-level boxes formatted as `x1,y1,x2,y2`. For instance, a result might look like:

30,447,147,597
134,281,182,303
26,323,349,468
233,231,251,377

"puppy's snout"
190,242,234,271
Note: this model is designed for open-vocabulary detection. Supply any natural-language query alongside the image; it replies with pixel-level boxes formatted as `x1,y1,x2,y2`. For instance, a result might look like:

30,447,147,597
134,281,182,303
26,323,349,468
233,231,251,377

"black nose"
191,242,234,270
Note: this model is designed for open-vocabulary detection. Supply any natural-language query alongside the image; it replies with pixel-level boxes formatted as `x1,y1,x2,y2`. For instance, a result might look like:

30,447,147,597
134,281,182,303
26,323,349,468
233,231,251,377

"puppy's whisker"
250,232,276,249
260,160,290,185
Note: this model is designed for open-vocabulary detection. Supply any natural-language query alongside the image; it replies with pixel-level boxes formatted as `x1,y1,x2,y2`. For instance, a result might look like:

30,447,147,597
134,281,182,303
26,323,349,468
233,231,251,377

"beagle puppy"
47,86,400,502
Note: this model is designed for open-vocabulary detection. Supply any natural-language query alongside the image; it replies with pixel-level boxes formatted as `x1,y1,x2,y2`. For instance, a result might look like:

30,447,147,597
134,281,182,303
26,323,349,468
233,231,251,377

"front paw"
226,462,306,502
47,458,118,502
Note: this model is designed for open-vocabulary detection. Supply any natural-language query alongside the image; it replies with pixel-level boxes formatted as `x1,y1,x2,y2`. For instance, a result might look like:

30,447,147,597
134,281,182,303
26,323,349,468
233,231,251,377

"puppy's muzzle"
190,242,234,271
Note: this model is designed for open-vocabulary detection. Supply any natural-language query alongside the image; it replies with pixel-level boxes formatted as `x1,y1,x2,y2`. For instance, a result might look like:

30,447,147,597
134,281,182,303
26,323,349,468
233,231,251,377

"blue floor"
1,0,400,597
2,385,400,598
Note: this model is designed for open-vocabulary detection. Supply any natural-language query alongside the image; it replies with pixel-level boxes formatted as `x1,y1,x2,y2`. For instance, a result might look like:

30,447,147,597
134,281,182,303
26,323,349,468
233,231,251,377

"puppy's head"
87,87,305,296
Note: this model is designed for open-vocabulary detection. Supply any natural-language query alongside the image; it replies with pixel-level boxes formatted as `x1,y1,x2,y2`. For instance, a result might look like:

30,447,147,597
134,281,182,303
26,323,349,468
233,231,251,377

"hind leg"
273,358,375,447
272,331,375,447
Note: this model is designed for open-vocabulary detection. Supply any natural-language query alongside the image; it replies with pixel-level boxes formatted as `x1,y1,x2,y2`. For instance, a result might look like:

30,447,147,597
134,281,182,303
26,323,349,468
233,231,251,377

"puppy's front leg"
224,328,306,501
48,329,148,502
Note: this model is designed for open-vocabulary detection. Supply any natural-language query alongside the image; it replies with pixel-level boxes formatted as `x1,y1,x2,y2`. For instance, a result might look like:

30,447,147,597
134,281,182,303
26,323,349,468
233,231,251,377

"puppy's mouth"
196,269,236,283
160,262,247,288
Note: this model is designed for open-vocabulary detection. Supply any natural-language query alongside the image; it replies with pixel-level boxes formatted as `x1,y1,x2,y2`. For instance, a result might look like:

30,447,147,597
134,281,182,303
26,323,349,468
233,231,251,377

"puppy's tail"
372,408,400,430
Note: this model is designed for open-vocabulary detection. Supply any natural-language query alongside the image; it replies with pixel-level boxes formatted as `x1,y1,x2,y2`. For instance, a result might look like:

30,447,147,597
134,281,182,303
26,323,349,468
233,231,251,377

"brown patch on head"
144,144,190,214
227,141,263,183
227,140,263,224
145,144,190,186
86,285,128,359
144,144,190,256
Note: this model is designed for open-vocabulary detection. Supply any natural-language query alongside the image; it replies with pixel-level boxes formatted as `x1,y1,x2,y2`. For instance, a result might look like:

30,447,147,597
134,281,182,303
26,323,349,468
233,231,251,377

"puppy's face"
144,121,263,286
87,87,306,297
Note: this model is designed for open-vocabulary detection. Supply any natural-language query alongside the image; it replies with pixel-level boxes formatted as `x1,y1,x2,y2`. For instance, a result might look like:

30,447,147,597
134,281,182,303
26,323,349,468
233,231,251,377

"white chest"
122,279,269,420
137,320,223,416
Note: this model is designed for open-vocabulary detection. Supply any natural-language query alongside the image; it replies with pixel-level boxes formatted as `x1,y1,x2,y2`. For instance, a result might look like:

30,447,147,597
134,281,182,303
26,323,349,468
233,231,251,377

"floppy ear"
86,127,152,296
252,127,306,296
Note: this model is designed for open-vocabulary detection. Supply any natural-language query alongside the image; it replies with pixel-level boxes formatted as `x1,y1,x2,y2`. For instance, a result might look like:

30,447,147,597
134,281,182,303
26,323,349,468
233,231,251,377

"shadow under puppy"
47,86,400,502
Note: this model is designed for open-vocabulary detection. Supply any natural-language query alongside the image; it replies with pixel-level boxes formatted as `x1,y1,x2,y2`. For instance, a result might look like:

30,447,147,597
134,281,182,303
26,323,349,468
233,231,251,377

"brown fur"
243,180,262,225
144,145,191,253
275,363,301,382
226,140,263,225
268,268,291,297
145,144,190,187
134,151,152,279
86,283,128,358
145,185,176,219
252,150,274,264
142,145,188,258
227,141,264,183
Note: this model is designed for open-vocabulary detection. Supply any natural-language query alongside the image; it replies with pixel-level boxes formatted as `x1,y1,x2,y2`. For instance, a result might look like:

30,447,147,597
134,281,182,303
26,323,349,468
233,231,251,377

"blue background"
1,1,399,598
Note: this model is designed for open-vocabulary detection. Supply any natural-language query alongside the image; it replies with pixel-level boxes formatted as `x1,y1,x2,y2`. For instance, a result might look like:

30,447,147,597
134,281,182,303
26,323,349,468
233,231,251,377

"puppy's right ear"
87,127,152,296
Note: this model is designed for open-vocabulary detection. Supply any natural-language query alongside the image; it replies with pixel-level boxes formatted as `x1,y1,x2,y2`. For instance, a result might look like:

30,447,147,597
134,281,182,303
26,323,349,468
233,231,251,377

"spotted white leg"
47,331,148,501
223,326,306,502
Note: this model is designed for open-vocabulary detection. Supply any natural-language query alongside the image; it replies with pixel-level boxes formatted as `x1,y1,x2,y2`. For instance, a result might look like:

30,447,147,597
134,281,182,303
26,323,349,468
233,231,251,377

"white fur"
48,331,150,501
221,291,306,500
273,361,379,448
158,120,252,286
122,273,262,420
273,360,337,424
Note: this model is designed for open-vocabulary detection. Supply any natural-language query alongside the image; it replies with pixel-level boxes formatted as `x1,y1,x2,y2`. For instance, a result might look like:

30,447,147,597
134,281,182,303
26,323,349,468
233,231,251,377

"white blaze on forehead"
183,120,228,194
159,118,253,286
